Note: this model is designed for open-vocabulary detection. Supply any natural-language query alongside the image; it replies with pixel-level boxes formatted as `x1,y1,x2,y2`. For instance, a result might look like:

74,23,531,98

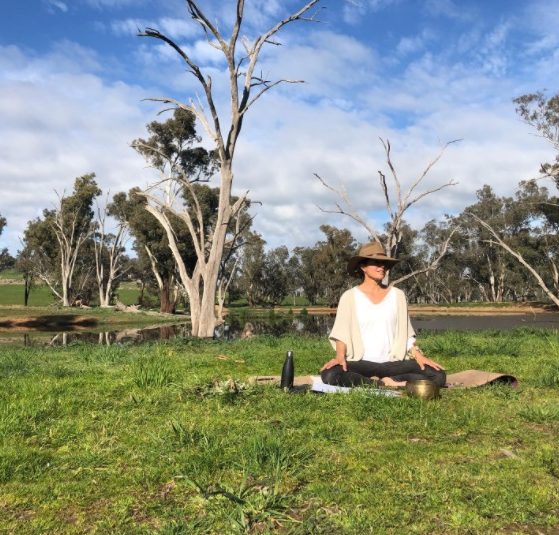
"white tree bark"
93,200,129,307
138,1,321,337
50,195,93,306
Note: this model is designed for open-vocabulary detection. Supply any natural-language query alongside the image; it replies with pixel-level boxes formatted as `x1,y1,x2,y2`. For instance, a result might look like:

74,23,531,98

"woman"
320,241,446,388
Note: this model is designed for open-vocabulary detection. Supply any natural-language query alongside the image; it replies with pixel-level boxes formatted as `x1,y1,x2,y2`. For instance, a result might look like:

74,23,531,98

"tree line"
2,92,558,315
0,1,557,338
2,161,558,312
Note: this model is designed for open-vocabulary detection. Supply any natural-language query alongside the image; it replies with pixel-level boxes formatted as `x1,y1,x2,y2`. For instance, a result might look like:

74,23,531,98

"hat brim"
347,255,400,276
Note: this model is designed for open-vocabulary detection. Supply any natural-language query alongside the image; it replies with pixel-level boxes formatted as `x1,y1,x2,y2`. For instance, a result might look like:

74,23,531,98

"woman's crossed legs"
321,359,446,388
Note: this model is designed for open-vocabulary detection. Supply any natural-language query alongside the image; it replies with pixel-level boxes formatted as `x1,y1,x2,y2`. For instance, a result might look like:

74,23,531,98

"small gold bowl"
405,379,441,400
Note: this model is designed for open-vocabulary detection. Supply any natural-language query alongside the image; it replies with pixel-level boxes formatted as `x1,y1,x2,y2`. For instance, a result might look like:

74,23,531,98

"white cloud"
110,18,146,36
343,0,403,24
396,29,434,57
44,0,68,13
255,31,377,101
1,6,558,256
85,0,144,9
0,44,158,254
111,16,199,40
424,0,475,21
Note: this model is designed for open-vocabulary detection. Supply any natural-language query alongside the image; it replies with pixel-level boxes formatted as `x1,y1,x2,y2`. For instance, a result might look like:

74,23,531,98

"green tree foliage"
404,181,559,304
260,246,291,307
237,232,266,307
0,213,15,271
132,108,217,182
128,109,214,313
514,92,559,186
130,108,252,316
110,188,189,313
291,225,356,306
15,246,35,306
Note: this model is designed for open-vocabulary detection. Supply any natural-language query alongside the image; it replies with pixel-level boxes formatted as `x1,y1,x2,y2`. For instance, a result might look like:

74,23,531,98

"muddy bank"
0,315,99,331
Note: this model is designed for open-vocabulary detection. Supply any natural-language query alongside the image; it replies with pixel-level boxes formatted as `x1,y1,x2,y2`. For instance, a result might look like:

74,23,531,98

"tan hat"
347,241,400,276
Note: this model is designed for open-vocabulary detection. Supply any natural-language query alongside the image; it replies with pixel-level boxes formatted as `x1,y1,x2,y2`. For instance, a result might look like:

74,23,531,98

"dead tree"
138,0,322,337
316,138,459,285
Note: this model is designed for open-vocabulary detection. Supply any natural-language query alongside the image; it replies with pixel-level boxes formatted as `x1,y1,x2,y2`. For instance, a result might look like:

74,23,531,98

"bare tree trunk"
137,1,320,336
24,274,31,306
159,277,179,314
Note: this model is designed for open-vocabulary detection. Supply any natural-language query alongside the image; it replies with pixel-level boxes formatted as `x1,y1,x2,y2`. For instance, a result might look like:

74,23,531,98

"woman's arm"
320,339,348,372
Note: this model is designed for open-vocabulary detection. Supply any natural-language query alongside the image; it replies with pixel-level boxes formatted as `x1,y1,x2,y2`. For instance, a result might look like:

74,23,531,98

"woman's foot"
380,377,406,388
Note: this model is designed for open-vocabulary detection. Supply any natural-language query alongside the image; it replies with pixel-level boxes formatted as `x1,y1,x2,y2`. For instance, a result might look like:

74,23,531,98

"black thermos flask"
280,350,294,390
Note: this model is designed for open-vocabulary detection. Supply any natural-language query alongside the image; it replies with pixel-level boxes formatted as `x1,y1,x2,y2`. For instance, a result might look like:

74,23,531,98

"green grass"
0,330,558,533
0,269,22,280
0,284,54,306
115,283,141,306
0,282,141,307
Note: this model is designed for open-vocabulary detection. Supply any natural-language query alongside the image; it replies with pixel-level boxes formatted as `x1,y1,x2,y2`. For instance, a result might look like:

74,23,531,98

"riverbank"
228,301,556,316
0,305,184,332
0,301,556,335
1,331,558,533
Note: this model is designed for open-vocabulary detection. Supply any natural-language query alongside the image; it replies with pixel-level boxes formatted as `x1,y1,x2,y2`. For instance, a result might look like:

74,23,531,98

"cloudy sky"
1,0,558,254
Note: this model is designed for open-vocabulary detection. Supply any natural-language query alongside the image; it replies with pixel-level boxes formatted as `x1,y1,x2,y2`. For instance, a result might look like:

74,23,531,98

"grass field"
0,269,22,280
1,330,558,534
0,284,53,307
0,279,142,308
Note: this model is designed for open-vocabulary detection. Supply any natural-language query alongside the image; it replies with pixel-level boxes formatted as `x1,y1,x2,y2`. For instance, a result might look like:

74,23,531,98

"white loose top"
353,287,415,363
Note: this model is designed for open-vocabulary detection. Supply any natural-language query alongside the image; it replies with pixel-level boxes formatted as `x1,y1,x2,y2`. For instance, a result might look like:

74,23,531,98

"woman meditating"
320,241,446,388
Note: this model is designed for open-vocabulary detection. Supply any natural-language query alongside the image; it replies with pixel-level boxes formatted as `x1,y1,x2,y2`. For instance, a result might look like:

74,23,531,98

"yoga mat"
445,370,518,388
250,370,518,389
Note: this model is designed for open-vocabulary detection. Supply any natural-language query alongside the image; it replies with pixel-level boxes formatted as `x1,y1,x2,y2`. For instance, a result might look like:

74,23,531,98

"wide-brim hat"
347,241,400,276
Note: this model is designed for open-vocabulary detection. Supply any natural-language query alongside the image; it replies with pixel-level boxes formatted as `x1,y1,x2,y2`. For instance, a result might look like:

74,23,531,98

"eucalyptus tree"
137,0,322,337
111,188,192,314
459,185,515,302
290,225,356,306
467,181,559,306
15,246,34,306
514,91,559,185
460,92,559,307
22,174,101,306
93,196,130,307
0,215,15,272
237,231,266,307
259,246,292,307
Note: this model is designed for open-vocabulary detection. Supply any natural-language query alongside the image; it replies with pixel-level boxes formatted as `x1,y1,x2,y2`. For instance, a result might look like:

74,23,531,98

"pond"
1,311,558,346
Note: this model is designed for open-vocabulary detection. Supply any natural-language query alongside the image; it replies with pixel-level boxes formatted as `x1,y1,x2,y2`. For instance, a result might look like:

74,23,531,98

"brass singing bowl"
405,379,441,400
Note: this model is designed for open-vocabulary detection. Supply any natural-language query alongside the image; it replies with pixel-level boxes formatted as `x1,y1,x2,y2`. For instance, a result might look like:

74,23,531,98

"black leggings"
321,359,446,388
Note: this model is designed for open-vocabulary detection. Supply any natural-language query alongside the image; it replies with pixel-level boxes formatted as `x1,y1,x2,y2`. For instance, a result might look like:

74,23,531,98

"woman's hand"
411,345,444,371
320,355,347,372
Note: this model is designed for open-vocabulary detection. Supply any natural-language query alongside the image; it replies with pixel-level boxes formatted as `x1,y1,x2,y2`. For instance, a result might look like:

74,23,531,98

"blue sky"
1,0,558,254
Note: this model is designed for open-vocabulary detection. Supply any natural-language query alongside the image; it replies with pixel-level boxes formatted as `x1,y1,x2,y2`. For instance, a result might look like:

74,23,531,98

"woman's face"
360,259,389,282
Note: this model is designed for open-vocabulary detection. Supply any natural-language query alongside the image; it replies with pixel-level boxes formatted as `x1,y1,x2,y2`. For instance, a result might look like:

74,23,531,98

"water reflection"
2,311,558,347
